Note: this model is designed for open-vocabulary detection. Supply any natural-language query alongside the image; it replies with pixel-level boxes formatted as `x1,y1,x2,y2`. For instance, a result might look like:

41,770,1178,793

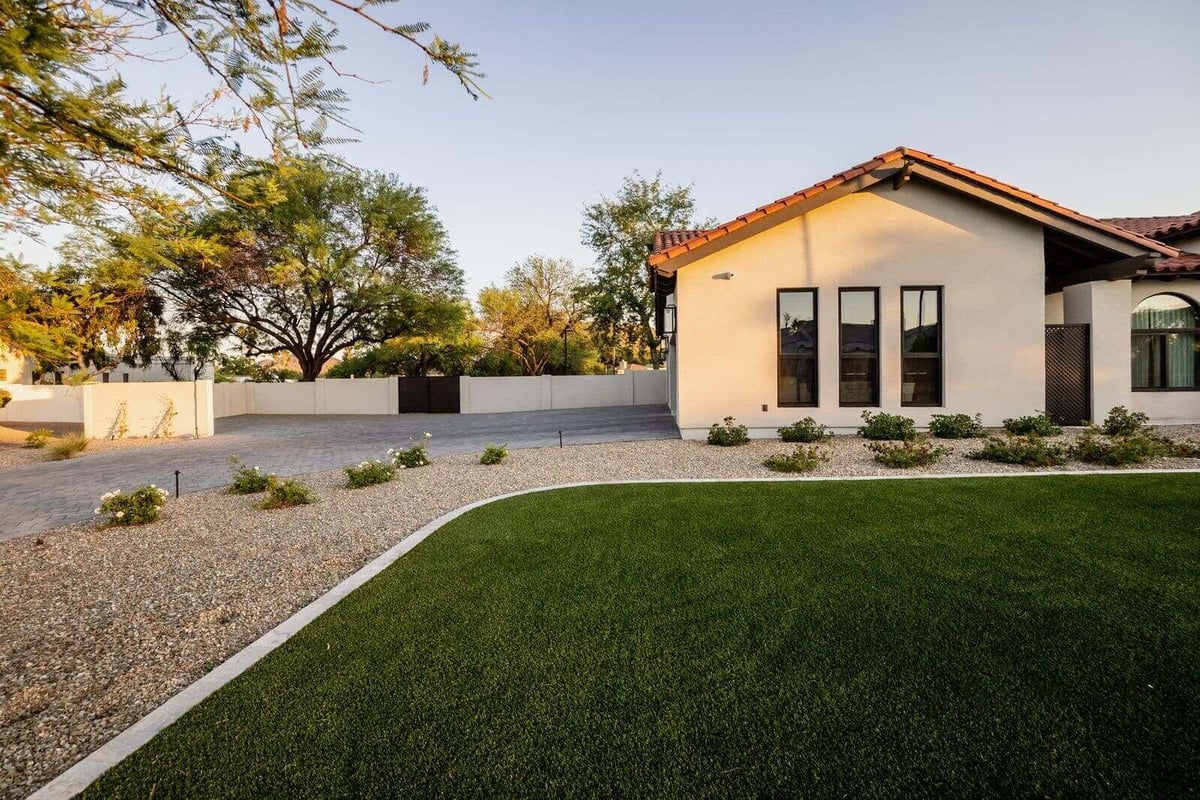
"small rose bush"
708,416,750,446
1071,426,1170,466
1100,406,1150,437
858,411,917,441
968,435,1068,467
778,417,831,443
867,439,948,468
928,413,985,439
390,433,433,468
763,446,829,473
480,444,508,465
96,485,168,527
345,458,397,488
228,457,272,494
259,476,315,509
1002,412,1062,437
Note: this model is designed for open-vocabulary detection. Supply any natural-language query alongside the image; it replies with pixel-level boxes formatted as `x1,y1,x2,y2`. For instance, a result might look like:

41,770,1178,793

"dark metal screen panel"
1045,324,1090,426
427,377,460,413
397,376,461,413
397,377,430,413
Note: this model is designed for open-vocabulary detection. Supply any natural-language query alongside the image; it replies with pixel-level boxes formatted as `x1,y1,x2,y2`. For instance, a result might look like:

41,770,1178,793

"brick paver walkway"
0,406,678,540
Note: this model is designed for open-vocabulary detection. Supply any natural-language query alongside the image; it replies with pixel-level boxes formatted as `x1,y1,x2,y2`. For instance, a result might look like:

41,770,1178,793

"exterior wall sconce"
712,272,735,280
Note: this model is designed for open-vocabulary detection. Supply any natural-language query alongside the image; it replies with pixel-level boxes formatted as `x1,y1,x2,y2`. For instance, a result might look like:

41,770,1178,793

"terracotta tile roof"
1101,211,1200,241
1149,253,1200,274
651,230,706,255
648,147,1180,269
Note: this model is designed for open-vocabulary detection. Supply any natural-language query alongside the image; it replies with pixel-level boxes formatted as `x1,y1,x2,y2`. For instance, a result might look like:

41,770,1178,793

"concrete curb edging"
31,467,1200,798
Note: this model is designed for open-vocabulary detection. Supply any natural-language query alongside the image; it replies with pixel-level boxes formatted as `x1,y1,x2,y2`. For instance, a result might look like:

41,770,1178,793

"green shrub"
928,413,985,439
707,416,750,446
1100,406,1150,437
95,485,168,527
968,435,1068,467
1172,439,1200,458
228,457,272,494
866,439,948,468
858,411,916,441
24,428,53,448
1002,412,1062,437
344,458,397,488
390,439,432,468
480,444,508,465
777,417,831,443
258,477,315,510
1071,427,1169,466
0,388,10,408
49,433,89,460
763,446,829,473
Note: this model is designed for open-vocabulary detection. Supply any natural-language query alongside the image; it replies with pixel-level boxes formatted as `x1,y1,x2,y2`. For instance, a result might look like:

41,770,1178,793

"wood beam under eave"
892,162,912,190
1046,254,1158,293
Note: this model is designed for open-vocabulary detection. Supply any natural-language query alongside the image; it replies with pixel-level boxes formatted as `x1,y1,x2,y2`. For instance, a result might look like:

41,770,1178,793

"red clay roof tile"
1102,212,1200,241
648,147,1179,269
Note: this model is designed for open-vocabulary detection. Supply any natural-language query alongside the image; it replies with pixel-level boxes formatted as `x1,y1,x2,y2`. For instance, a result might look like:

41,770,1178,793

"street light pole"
561,322,573,373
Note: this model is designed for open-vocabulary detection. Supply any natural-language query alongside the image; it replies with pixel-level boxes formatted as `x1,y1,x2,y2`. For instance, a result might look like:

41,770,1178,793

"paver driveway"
0,406,678,540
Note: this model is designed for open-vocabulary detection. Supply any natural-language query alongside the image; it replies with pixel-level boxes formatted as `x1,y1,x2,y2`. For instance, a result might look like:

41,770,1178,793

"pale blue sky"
11,0,1200,294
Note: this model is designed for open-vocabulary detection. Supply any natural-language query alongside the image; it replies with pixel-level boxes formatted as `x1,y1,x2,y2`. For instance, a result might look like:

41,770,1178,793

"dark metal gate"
397,376,460,413
1045,324,1090,426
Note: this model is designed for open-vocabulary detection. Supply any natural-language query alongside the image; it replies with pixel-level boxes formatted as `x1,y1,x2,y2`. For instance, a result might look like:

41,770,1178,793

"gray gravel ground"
2,429,1199,798
0,436,183,471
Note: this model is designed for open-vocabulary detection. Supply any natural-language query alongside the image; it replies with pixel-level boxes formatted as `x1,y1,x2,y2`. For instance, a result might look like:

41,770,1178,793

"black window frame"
777,288,818,408
1131,292,1200,392
838,287,880,407
900,285,944,407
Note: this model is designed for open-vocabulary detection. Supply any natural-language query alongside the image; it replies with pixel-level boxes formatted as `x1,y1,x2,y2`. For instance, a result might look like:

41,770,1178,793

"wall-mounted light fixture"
662,304,676,337
712,272,735,280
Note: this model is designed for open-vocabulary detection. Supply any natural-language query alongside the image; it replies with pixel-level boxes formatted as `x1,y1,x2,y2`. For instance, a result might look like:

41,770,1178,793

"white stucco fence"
213,372,668,417
214,378,397,417
0,382,215,438
459,371,667,414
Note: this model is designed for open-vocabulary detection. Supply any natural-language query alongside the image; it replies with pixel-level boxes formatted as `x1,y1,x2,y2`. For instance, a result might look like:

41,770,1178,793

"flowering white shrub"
228,456,272,494
96,485,168,527
389,432,433,469
345,458,397,488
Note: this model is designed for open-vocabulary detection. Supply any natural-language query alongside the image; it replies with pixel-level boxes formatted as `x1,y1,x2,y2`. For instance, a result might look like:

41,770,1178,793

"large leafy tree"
581,172,704,368
0,0,483,233
476,255,595,376
152,156,465,380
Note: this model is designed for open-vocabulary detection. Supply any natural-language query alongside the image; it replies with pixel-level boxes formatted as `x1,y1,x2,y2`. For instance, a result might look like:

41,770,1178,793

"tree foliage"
581,172,704,368
0,0,483,232
475,255,598,376
150,156,465,380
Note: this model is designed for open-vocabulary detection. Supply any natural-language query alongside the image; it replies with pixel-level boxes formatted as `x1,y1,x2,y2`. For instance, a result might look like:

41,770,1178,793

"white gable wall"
671,179,1046,436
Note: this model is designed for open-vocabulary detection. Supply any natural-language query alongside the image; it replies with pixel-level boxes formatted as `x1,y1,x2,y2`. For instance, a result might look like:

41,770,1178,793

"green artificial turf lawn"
86,475,1200,798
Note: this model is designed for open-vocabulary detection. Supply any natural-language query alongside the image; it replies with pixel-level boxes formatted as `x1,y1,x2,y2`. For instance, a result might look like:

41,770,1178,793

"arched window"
1131,293,1200,390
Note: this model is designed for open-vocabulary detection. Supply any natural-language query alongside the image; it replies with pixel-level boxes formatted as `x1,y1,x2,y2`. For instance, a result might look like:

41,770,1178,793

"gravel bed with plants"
2,428,1199,798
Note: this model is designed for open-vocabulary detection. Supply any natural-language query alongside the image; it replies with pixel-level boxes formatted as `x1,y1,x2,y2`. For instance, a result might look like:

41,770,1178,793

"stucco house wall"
1128,278,1200,423
672,180,1046,437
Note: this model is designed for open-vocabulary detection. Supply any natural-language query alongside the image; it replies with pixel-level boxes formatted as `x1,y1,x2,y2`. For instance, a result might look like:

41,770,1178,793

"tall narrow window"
1132,293,1200,390
901,287,942,406
778,289,817,406
839,289,879,406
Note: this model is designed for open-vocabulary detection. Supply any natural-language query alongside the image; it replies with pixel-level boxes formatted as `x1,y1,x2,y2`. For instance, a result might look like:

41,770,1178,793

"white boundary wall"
0,382,214,438
214,378,396,417
85,381,214,438
0,385,84,424
459,371,667,414
213,373,667,417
